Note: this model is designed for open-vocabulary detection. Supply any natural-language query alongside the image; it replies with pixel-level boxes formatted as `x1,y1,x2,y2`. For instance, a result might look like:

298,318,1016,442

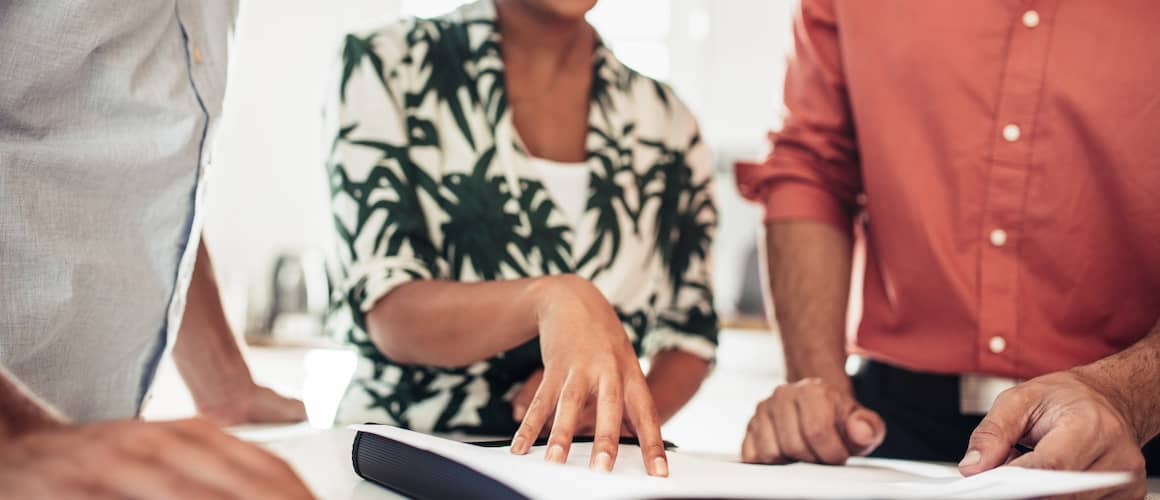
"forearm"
645,350,710,424
172,239,255,409
763,221,853,390
0,365,66,439
1072,320,1160,445
367,275,579,368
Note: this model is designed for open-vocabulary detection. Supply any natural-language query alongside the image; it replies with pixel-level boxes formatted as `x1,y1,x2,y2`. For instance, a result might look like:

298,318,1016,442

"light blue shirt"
0,0,236,422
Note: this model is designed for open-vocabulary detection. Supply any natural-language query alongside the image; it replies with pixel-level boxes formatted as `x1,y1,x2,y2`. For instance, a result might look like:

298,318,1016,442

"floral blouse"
325,0,718,435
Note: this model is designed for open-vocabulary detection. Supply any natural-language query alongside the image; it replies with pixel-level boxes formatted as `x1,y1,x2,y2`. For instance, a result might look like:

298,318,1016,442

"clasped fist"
742,378,885,465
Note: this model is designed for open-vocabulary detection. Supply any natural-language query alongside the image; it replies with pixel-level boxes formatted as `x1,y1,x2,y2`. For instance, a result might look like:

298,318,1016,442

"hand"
0,418,313,499
512,370,635,438
741,378,885,465
197,384,307,427
509,275,668,476
959,371,1147,499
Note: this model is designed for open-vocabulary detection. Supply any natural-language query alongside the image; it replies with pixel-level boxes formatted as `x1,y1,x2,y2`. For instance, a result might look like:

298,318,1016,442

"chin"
524,0,598,22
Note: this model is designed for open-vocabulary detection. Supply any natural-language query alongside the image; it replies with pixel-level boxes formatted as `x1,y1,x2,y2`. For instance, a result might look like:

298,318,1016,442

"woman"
325,0,717,475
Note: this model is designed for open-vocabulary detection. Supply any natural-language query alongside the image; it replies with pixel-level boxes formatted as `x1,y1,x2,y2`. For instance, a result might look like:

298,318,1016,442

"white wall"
206,0,402,317
205,0,798,322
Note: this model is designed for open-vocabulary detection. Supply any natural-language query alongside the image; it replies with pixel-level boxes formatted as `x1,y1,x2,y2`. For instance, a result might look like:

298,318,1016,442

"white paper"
351,425,1130,500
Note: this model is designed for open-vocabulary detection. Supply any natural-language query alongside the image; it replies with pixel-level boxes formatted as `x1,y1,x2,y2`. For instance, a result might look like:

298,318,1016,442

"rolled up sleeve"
325,29,445,328
735,0,862,234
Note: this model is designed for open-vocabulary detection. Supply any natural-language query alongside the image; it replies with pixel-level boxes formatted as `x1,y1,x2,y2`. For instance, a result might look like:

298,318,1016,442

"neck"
494,0,591,61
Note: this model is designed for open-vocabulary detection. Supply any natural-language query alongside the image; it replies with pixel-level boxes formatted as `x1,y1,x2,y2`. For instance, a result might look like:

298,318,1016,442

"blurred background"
148,0,801,429
203,0,797,341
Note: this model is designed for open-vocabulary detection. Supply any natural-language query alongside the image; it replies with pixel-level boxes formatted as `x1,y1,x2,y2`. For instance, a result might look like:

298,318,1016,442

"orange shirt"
736,0,1160,379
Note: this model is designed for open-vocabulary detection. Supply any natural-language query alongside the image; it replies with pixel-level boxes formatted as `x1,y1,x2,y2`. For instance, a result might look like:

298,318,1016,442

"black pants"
852,360,1160,476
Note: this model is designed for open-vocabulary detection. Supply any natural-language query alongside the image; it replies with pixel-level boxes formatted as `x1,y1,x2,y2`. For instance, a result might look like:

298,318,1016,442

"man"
737,1,1159,498
1,1,312,497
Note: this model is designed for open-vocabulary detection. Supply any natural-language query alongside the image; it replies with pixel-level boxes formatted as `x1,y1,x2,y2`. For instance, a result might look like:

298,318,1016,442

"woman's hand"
509,275,668,477
511,370,635,438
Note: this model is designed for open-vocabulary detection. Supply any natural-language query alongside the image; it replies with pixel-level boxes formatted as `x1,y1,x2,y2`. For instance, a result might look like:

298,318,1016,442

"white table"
144,330,1160,499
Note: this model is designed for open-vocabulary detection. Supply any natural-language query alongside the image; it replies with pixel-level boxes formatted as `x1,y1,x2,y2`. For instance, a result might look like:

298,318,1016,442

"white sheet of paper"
351,425,1130,500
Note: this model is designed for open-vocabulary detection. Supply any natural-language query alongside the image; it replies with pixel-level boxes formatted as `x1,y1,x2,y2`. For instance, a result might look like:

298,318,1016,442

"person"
736,1,1160,497
325,0,718,476
0,1,312,497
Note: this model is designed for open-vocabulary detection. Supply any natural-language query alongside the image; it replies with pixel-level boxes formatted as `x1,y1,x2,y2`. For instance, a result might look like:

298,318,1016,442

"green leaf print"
439,147,526,280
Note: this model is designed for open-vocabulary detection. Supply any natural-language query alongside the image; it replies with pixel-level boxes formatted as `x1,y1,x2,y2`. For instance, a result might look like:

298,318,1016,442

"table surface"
144,330,1160,499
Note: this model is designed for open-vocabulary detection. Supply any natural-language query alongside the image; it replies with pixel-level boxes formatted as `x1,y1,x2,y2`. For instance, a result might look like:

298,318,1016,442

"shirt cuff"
340,257,438,313
735,161,853,233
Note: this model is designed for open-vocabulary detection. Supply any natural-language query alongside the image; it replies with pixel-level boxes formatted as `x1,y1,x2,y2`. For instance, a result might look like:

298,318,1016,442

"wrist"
528,274,596,319
1070,363,1152,445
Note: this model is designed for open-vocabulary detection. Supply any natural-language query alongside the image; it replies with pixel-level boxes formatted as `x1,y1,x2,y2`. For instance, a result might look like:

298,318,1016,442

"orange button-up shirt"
737,0,1160,380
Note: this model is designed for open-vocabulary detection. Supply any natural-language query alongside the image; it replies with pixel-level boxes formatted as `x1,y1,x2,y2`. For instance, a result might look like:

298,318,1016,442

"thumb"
959,390,1033,476
843,406,886,455
511,370,544,421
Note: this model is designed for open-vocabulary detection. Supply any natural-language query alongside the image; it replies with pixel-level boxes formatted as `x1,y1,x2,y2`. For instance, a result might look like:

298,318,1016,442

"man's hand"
196,384,307,427
509,275,668,477
0,418,313,499
741,378,885,465
959,371,1146,499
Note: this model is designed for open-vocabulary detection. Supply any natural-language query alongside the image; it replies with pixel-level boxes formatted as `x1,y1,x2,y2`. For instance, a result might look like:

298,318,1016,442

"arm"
645,350,709,424
764,221,852,390
738,0,884,465
172,238,305,425
365,278,550,368
0,366,65,440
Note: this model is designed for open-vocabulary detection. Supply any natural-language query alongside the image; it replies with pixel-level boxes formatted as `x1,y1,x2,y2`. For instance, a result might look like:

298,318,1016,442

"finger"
959,389,1035,476
794,392,849,465
166,420,313,499
624,378,668,477
1089,448,1147,500
742,407,784,465
86,455,231,500
1006,422,1100,471
512,370,544,422
511,370,563,455
588,377,624,472
843,408,886,456
545,375,588,465
769,389,818,463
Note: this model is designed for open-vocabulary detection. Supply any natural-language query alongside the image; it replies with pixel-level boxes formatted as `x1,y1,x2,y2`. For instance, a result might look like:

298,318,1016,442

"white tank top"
528,157,591,229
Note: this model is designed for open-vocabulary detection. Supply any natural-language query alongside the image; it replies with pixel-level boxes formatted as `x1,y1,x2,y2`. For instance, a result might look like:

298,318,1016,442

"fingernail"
546,444,565,464
593,452,612,472
652,457,669,477
959,450,981,467
513,405,527,421
510,436,526,454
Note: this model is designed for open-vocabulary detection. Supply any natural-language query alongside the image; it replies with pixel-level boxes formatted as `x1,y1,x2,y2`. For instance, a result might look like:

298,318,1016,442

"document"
351,424,1130,499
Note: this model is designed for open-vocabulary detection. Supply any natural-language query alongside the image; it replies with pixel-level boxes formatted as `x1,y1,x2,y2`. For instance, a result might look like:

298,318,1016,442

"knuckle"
1123,452,1146,474
592,435,619,450
599,387,623,406
803,424,830,443
969,419,1004,442
642,443,666,457
560,386,586,403
994,387,1030,409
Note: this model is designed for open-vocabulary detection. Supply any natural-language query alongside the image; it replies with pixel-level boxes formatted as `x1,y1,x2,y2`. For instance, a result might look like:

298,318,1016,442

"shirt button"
1022,10,1040,28
1002,123,1021,142
989,228,1008,247
192,46,204,65
988,336,1007,354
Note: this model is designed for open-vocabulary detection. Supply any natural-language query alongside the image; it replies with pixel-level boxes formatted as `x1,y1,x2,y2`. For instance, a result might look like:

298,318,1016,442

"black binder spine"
352,431,531,500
